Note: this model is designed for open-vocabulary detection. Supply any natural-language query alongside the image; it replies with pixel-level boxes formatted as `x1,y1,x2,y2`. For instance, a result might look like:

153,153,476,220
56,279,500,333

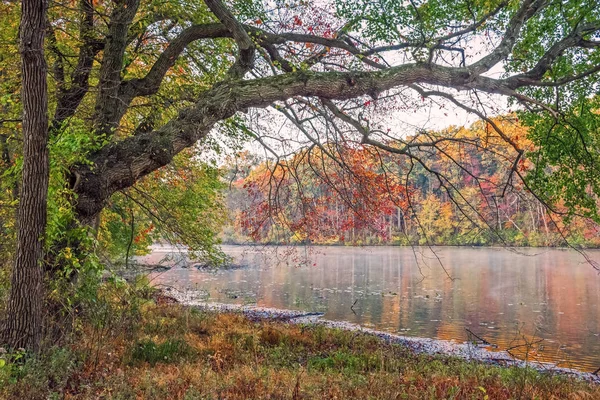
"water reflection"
142,245,600,371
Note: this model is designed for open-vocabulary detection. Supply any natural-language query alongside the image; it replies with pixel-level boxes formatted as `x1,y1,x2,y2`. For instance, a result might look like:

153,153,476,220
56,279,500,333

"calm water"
142,245,600,371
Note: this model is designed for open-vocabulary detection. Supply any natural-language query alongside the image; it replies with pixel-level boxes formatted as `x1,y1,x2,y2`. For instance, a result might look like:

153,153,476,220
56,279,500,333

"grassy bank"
1,296,598,399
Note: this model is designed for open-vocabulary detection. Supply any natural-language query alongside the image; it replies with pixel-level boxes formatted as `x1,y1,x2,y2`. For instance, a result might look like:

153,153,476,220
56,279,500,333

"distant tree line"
222,117,600,248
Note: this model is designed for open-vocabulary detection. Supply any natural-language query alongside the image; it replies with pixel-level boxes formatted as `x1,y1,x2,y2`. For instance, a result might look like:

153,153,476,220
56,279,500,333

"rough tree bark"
2,0,49,351
93,0,141,136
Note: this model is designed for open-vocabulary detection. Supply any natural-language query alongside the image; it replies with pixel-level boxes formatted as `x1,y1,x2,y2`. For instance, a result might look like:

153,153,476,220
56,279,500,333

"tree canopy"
1,0,597,222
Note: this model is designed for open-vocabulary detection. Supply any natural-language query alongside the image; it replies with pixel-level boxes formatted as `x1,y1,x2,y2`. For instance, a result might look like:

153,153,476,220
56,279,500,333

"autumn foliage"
225,117,600,248
235,144,410,244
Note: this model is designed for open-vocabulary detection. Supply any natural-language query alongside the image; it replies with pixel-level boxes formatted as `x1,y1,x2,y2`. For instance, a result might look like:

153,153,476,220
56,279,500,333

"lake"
140,245,600,372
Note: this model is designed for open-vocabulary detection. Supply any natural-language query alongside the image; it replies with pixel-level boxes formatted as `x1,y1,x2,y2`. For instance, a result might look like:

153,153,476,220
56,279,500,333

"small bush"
0,346,78,400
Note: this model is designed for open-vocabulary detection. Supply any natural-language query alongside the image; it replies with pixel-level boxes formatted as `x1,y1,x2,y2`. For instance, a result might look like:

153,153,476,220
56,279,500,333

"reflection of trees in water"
150,246,600,370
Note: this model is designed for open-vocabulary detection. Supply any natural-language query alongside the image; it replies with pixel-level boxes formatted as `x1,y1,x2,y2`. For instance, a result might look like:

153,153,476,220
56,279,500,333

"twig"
350,299,358,314
465,328,497,348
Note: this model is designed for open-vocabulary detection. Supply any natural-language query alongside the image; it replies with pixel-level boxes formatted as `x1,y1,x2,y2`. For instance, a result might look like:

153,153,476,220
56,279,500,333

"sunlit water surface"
140,245,600,371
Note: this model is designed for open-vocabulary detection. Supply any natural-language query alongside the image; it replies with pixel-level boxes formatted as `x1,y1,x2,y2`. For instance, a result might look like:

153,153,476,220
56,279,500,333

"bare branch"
52,0,102,130
122,23,230,98
205,0,255,79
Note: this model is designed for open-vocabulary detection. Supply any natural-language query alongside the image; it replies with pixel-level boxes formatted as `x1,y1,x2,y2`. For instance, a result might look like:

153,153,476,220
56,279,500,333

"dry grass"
1,298,599,400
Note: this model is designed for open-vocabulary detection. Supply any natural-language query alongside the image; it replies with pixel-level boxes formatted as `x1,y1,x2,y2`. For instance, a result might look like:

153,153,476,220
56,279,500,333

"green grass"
0,299,598,399
129,339,192,366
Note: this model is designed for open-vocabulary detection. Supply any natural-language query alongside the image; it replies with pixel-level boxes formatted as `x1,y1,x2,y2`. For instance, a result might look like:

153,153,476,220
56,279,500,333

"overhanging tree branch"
73,62,535,219
52,0,598,237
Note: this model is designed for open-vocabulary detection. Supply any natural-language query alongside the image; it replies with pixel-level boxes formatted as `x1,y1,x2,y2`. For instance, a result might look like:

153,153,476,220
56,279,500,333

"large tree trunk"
3,0,49,351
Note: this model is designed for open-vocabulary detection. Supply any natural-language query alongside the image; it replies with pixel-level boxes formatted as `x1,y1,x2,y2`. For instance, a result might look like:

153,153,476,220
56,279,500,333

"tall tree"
3,0,49,350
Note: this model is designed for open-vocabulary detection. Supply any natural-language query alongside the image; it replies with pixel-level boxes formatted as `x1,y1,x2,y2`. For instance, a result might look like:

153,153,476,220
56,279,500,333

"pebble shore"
163,287,600,383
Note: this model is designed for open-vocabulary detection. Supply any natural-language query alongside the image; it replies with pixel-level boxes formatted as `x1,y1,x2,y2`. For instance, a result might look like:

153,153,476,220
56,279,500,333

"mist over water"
143,245,600,372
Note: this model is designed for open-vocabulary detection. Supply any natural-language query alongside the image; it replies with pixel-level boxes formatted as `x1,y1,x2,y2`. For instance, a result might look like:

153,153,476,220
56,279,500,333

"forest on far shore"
221,116,600,248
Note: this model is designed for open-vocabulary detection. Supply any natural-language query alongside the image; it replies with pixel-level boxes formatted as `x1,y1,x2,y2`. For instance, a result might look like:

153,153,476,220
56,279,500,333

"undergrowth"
0,281,598,399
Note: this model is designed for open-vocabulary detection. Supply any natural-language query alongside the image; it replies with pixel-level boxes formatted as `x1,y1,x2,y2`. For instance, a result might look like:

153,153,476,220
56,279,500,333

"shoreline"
163,287,600,384
148,243,600,253
218,242,600,251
